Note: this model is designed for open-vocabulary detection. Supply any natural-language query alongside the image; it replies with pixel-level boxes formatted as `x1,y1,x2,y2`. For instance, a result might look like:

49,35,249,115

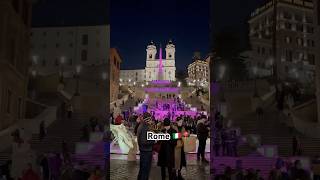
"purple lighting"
145,87,179,93
150,80,171,85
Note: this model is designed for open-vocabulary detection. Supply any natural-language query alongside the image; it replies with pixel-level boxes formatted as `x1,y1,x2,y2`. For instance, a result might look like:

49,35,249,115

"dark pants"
197,138,207,159
138,151,153,180
161,166,176,180
67,111,72,119
214,144,220,156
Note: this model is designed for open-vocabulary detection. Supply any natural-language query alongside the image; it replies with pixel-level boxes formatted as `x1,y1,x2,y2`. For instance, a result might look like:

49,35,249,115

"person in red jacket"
21,163,40,180
115,115,123,125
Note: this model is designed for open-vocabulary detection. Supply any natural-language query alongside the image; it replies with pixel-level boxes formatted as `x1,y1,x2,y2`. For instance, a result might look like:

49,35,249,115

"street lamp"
253,66,258,97
74,65,81,96
31,69,37,77
32,55,38,65
59,56,66,83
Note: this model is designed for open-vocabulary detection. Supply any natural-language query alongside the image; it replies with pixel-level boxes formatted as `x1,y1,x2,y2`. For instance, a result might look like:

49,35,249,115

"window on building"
306,16,313,23
261,47,265,55
294,14,303,21
285,50,293,62
7,90,12,114
285,36,291,43
296,24,303,32
149,54,152,59
283,11,292,19
114,59,116,66
285,22,292,30
306,26,314,33
308,54,315,65
296,38,302,46
82,34,88,45
81,50,87,61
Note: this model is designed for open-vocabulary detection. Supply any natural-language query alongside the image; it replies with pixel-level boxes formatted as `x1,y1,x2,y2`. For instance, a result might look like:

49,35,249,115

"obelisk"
158,45,164,80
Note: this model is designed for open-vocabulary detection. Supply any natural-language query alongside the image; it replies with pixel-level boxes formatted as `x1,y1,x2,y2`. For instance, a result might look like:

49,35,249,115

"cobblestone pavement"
110,159,210,180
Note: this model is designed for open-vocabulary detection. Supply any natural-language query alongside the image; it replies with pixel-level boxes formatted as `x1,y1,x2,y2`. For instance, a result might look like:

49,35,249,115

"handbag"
153,142,161,153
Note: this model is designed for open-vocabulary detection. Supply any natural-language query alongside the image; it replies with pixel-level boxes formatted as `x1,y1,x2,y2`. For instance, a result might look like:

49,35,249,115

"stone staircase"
232,102,320,157
30,112,89,154
212,156,276,179
73,141,105,168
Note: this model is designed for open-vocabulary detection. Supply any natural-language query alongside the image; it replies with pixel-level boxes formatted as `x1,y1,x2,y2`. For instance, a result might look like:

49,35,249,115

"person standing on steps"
67,103,73,119
137,113,155,180
174,118,187,180
292,135,299,156
39,121,46,141
196,115,209,163
158,118,177,180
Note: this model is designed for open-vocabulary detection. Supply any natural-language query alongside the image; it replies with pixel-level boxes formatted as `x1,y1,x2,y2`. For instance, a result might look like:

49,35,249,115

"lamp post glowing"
74,65,81,96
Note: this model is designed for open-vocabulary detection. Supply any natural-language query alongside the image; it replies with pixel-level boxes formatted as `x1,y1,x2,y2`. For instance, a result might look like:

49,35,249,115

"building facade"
187,55,210,87
120,69,146,84
248,0,316,83
110,48,121,102
30,25,110,75
120,40,177,85
0,0,32,130
145,40,176,82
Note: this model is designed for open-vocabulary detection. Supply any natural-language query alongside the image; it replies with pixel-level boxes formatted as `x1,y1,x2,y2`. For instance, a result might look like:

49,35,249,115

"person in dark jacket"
39,121,46,140
137,113,155,180
40,154,49,180
158,118,177,180
196,116,209,163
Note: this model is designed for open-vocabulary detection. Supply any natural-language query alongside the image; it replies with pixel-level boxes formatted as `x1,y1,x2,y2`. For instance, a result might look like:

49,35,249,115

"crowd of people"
135,112,211,180
210,157,319,180
212,112,240,157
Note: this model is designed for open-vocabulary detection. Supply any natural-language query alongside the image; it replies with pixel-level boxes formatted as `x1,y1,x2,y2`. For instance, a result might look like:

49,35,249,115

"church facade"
120,40,176,83
145,40,176,81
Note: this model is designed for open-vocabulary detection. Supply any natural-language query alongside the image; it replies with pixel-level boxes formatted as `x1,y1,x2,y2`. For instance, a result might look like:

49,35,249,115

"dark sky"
211,0,268,50
31,0,267,71
111,0,210,71
32,0,109,27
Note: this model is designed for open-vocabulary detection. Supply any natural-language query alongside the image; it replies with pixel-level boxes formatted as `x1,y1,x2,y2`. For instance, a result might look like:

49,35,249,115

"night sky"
111,0,210,71
31,0,267,71
211,0,268,50
32,0,109,27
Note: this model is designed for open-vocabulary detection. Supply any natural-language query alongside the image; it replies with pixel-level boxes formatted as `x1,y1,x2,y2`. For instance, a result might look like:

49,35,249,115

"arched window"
149,54,152,59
